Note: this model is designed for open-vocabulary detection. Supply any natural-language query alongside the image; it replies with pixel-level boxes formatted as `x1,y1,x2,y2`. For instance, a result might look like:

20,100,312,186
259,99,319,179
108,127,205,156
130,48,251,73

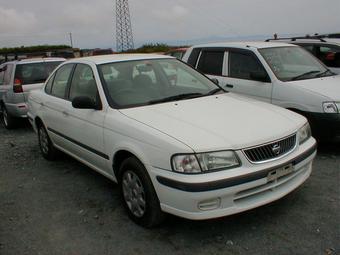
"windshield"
98,58,222,108
259,47,333,81
15,61,63,85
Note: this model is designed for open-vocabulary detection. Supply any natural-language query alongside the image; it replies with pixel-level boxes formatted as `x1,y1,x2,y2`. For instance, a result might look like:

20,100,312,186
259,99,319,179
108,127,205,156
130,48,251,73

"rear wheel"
38,123,58,160
119,157,165,228
1,105,16,129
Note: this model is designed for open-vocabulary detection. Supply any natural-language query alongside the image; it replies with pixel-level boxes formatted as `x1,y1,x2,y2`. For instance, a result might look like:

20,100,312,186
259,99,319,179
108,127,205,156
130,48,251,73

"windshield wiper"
148,93,203,105
291,70,320,81
206,88,224,95
315,69,335,78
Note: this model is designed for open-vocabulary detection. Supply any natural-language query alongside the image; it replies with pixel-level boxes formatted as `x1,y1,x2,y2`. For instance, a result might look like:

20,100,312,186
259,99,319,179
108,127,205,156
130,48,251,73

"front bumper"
302,111,340,138
148,138,317,220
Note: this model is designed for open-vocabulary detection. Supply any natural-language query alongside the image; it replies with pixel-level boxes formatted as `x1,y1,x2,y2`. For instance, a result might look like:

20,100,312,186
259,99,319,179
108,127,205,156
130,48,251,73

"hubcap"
39,127,49,154
122,170,146,218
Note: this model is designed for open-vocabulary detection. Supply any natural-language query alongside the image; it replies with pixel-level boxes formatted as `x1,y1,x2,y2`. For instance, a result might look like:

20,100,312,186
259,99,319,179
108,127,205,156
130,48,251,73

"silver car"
0,58,65,129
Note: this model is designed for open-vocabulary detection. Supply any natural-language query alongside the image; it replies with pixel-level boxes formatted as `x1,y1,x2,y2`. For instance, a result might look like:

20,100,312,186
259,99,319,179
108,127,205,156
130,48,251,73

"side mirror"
210,78,219,85
72,96,98,110
250,71,270,83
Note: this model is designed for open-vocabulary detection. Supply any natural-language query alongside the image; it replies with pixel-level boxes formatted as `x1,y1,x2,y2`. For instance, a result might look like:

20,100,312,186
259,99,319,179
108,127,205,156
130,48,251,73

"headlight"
298,123,311,144
172,151,240,174
323,102,339,113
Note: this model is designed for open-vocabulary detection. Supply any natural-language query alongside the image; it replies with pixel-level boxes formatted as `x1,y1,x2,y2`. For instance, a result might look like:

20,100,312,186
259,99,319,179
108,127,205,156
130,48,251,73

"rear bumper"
5,102,28,118
149,138,317,220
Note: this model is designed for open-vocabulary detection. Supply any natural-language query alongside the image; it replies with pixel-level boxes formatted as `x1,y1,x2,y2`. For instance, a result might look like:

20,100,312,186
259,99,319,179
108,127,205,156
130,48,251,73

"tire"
119,157,165,228
38,123,58,160
1,105,16,129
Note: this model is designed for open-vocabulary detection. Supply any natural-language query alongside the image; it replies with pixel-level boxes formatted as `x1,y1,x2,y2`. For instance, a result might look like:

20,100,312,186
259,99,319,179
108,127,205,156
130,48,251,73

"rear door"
0,64,6,101
0,64,18,104
41,64,75,149
60,63,108,172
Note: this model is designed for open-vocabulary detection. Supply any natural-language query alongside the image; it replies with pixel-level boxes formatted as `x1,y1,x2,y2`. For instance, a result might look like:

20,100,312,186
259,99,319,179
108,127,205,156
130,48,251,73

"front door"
223,50,272,103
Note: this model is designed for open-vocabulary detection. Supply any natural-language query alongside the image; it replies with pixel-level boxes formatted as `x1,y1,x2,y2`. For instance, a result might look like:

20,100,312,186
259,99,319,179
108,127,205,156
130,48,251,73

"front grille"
243,134,296,163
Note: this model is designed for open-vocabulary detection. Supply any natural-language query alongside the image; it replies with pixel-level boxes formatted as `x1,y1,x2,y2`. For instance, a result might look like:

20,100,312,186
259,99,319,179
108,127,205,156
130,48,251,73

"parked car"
0,58,65,129
266,37,340,74
28,54,316,227
183,42,340,139
164,48,188,59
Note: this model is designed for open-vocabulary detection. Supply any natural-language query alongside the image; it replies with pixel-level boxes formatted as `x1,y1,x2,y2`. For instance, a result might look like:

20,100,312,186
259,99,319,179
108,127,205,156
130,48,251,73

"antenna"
115,0,134,52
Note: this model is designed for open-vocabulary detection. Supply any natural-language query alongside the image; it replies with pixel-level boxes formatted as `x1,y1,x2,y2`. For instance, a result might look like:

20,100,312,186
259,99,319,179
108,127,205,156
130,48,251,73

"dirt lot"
0,122,339,255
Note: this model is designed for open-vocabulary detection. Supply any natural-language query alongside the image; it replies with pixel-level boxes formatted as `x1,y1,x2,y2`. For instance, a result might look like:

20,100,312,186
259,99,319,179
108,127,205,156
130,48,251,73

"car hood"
287,75,340,101
120,94,305,152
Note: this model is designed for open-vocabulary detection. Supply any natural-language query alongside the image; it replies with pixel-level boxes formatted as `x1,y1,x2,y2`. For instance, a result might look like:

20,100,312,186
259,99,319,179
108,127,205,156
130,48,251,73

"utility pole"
69,32,73,48
115,0,134,52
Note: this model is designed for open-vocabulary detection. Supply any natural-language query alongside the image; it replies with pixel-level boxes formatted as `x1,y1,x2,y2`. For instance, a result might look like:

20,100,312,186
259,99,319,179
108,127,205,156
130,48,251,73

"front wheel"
119,157,165,228
38,124,58,160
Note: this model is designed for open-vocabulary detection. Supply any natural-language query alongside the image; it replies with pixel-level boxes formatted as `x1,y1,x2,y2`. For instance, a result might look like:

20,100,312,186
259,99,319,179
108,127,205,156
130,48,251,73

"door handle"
225,84,234,88
62,111,69,116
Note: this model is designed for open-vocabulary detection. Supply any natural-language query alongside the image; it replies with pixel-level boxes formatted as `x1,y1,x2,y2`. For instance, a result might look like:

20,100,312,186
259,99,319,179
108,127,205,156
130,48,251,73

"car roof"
190,41,296,50
67,54,174,65
266,38,340,46
4,57,66,65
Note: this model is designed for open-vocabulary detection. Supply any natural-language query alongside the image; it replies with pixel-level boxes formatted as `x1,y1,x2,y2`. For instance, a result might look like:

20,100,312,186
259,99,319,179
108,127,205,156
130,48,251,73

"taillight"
13,78,23,93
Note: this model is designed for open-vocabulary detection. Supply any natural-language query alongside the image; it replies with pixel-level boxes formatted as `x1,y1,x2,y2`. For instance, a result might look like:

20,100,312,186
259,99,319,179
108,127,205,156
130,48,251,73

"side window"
3,64,13,84
317,45,340,68
69,64,98,102
0,66,5,85
229,51,267,80
51,64,74,99
197,50,224,76
45,73,56,94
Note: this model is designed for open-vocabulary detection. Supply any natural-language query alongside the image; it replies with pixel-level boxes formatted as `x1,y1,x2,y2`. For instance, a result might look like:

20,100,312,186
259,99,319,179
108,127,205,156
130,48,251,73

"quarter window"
229,52,266,80
45,73,55,94
197,51,224,76
3,64,13,84
69,64,98,102
0,66,5,85
51,64,74,99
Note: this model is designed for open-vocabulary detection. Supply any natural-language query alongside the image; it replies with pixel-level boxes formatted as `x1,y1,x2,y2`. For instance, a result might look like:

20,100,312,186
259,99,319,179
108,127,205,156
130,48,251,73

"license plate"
267,164,293,182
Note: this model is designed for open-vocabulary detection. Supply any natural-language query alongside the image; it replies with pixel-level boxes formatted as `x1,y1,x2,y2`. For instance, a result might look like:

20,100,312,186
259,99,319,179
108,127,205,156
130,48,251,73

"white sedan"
28,54,317,227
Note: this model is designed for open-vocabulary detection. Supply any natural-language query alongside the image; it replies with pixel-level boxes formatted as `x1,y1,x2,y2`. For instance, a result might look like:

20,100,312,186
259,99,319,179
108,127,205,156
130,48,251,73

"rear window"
15,61,63,85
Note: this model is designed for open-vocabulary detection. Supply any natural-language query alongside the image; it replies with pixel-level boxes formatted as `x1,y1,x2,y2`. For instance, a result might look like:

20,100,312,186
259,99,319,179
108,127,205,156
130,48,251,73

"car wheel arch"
113,150,146,181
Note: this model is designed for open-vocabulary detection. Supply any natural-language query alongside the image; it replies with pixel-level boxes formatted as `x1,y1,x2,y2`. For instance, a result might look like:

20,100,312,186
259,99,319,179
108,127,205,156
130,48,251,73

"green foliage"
125,43,188,53
0,45,72,54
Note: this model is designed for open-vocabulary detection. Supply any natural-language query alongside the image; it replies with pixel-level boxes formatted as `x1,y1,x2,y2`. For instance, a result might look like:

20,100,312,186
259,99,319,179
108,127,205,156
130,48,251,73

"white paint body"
28,54,316,220
182,42,340,113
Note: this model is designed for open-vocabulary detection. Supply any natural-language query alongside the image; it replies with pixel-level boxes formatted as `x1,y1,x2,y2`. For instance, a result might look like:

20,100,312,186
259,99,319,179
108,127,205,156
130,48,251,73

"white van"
183,42,340,139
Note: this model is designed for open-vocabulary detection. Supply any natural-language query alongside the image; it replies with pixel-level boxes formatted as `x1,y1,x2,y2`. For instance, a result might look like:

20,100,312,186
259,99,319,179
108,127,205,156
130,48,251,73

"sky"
0,0,339,50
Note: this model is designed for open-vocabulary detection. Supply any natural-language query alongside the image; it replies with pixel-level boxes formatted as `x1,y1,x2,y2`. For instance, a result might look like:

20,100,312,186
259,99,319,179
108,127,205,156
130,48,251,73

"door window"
197,50,224,76
69,64,98,102
229,51,267,80
51,64,74,99
317,45,340,68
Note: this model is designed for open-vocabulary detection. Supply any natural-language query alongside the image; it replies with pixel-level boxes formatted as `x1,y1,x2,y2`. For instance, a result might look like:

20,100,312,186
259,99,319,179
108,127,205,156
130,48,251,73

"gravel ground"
0,122,339,255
